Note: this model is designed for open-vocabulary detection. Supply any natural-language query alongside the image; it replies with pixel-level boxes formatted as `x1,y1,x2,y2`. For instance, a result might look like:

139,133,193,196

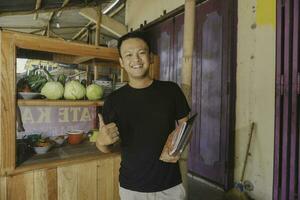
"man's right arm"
96,113,120,153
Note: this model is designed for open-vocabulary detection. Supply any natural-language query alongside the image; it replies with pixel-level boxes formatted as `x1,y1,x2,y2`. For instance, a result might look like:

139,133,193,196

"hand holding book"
159,125,182,163
160,114,198,162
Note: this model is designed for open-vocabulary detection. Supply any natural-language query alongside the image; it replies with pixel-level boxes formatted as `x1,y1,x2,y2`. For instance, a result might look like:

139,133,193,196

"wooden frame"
0,30,120,175
273,0,300,199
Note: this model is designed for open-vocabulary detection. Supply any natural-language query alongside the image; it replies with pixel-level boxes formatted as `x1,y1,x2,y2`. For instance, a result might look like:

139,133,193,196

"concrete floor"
187,174,224,200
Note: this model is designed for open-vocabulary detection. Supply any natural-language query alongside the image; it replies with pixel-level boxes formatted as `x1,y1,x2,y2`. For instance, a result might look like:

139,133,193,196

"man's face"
119,38,151,80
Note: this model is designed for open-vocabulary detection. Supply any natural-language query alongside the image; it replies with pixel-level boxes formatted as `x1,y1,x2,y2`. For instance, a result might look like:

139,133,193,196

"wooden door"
183,0,235,189
188,0,229,187
274,0,300,199
144,0,235,189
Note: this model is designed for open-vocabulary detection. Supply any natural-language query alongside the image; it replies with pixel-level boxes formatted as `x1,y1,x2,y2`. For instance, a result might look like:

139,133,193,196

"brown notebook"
160,114,198,157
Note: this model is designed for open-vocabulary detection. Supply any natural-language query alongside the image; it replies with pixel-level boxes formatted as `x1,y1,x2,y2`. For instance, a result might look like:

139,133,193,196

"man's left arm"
160,115,189,163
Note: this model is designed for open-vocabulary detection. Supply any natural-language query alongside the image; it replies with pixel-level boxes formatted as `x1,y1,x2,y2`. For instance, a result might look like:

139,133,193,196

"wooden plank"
77,161,97,200
2,31,119,61
58,161,98,200
46,168,58,200
7,172,34,200
8,152,119,175
0,32,16,175
0,176,7,200
112,156,121,200
33,169,49,200
97,157,115,200
17,99,104,107
53,54,94,64
32,168,57,200
79,7,127,37
57,165,78,200
72,56,94,64
11,153,120,176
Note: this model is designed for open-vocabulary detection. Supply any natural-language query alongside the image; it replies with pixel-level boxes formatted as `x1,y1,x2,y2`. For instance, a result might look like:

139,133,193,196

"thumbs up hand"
96,113,120,146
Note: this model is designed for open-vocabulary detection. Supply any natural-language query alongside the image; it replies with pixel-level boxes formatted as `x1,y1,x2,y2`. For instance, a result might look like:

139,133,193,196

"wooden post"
180,0,196,196
47,22,50,37
181,0,195,102
93,60,98,81
95,5,102,46
86,65,91,85
94,5,102,81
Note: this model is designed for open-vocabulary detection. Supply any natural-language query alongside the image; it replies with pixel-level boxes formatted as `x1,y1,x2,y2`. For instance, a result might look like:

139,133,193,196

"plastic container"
67,130,84,145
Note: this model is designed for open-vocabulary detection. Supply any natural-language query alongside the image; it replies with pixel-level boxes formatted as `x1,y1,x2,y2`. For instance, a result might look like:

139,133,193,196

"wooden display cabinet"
0,30,160,200
0,30,123,200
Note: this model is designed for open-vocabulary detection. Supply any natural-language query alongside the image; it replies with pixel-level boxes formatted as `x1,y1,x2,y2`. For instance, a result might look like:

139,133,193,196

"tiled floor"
187,174,224,200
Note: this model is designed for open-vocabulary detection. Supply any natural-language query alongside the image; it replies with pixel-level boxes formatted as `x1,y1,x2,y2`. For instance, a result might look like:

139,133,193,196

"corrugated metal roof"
0,0,125,43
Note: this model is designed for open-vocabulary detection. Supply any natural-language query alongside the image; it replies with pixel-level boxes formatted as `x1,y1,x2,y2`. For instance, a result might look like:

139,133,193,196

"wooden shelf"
17,99,104,107
11,141,120,175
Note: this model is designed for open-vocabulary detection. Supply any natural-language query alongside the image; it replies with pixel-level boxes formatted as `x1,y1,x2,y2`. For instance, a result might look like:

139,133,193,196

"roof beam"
42,12,54,36
107,3,125,17
30,28,45,34
0,25,86,29
33,0,42,20
71,3,125,41
56,0,70,17
0,4,97,17
49,30,65,40
72,21,93,40
79,7,127,37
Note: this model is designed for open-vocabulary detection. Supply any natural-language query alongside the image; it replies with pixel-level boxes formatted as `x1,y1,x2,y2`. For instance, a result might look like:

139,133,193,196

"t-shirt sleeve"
102,95,118,124
173,83,191,120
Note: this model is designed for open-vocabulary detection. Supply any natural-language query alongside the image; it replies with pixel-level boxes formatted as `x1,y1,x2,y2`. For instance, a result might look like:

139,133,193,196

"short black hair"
117,31,151,57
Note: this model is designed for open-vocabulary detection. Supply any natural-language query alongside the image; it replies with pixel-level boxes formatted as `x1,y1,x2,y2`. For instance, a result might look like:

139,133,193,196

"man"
96,31,190,200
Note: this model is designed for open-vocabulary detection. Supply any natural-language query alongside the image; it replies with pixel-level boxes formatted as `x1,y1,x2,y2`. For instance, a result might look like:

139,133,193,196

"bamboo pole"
56,0,70,17
180,0,196,196
33,0,42,20
95,5,102,46
94,60,98,81
181,0,195,102
94,5,102,81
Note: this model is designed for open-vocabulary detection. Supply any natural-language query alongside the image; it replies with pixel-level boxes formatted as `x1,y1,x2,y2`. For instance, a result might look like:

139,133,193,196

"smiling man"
96,31,190,200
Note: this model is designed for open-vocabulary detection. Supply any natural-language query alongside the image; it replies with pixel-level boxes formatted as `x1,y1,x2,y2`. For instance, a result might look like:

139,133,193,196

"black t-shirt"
102,79,190,192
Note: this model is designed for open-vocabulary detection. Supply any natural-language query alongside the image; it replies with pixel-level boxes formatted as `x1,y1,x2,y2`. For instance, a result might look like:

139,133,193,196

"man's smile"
131,64,143,69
